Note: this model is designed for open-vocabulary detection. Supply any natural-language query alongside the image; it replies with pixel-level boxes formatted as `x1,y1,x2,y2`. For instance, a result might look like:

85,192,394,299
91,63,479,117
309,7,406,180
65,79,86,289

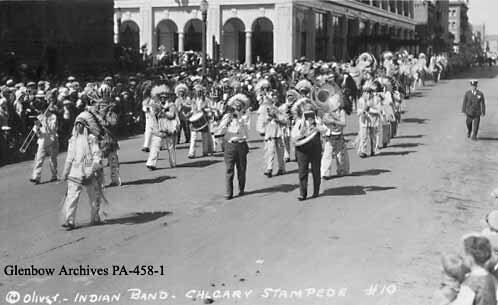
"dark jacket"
462,89,485,117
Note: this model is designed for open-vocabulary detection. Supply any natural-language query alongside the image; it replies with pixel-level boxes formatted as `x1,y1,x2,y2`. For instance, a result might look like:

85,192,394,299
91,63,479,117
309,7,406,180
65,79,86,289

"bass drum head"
189,112,203,122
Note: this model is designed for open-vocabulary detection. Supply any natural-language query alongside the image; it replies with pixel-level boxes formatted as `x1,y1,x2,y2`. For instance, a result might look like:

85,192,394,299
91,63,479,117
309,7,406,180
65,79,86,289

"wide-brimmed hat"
174,83,188,95
470,80,478,86
255,79,271,92
295,79,312,92
151,84,171,98
227,93,250,110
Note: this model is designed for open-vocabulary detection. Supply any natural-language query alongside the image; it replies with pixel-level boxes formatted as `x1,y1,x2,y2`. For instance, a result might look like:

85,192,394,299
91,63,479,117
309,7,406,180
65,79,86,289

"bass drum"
189,112,209,132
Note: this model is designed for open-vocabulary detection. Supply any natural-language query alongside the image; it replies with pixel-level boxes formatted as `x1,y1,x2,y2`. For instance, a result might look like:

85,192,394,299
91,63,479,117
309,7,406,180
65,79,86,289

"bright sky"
468,0,498,36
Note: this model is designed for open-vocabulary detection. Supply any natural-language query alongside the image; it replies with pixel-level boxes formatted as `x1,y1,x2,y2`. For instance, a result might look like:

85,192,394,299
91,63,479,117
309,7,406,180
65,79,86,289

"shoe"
29,178,40,184
49,177,59,182
471,136,478,141
108,182,119,187
264,171,272,178
285,158,291,162
276,170,285,176
188,155,195,159
359,153,368,158
61,221,75,230
225,195,233,200
146,165,157,171
238,191,245,197
298,196,307,201
141,147,150,153
467,133,471,138
311,193,319,199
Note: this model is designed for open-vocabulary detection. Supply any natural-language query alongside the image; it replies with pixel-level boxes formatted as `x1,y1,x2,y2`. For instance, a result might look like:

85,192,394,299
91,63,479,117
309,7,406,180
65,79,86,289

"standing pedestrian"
462,80,485,141
215,94,250,200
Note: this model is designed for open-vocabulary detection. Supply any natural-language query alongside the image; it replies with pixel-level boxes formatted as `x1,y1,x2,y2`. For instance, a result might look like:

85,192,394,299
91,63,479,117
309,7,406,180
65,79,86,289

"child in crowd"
450,235,496,305
431,253,470,305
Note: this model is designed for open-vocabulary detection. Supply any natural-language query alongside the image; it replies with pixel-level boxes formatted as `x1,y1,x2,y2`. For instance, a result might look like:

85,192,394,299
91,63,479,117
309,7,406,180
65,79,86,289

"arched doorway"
252,17,273,63
120,20,140,50
222,18,245,63
184,19,202,52
157,20,178,52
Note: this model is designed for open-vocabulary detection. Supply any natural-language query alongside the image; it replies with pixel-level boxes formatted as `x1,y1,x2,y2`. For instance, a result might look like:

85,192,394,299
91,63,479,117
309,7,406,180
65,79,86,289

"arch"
251,17,274,63
184,19,203,52
156,19,178,52
222,18,246,63
120,20,140,50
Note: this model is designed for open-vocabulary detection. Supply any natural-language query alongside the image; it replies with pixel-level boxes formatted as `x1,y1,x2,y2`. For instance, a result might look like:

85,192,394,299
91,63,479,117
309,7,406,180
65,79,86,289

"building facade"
485,35,498,55
114,0,417,64
448,0,470,53
472,23,485,51
414,0,451,55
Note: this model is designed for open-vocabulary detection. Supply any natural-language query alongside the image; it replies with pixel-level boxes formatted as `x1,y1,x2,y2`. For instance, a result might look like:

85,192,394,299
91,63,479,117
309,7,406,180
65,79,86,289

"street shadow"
396,134,424,139
245,183,299,195
321,185,396,196
374,150,416,157
104,211,172,225
122,175,175,186
478,137,498,141
388,143,423,148
349,169,391,177
323,169,390,180
402,118,428,124
177,160,221,168
411,92,425,98
121,159,164,165
248,139,265,144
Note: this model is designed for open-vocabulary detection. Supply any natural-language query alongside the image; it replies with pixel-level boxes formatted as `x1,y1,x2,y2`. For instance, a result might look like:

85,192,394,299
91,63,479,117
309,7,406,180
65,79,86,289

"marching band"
11,49,451,229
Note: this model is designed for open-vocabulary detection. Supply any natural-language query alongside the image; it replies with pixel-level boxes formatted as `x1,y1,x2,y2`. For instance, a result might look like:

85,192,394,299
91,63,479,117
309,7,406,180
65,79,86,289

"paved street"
2,67,498,305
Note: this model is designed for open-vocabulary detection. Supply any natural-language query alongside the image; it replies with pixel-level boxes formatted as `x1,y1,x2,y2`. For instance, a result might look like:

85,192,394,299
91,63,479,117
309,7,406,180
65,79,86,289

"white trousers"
264,138,285,173
62,177,101,224
143,118,152,149
32,141,58,181
188,130,213,157
147,134,176,168
357,125,378,156
321,136,350,177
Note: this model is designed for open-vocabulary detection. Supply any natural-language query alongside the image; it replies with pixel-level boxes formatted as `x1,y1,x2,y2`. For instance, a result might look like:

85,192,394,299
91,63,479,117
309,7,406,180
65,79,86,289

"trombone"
19,102,53,154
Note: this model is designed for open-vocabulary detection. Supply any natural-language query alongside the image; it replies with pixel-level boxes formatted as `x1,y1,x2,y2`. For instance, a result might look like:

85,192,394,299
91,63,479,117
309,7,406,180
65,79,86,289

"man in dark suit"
462,80,485,141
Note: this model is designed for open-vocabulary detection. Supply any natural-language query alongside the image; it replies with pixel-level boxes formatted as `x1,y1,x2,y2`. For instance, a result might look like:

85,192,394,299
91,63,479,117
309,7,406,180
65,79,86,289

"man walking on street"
462,80,485,141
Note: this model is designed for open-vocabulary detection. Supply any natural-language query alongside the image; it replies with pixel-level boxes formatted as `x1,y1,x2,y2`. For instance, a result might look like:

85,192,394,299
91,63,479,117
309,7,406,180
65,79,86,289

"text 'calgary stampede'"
4,286,398,304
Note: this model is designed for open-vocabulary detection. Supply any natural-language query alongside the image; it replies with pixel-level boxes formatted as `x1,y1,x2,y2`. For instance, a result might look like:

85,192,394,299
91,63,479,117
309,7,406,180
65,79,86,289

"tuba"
356,52,377,71
292,98,319,147
310,82,343,118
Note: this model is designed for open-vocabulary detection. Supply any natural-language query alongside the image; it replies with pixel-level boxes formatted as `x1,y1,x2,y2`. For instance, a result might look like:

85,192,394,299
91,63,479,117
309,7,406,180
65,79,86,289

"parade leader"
216,93,251,200
462,80,485,141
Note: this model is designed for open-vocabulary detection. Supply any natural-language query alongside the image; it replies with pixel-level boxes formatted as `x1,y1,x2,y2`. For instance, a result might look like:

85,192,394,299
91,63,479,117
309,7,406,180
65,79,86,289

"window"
315,12,328,60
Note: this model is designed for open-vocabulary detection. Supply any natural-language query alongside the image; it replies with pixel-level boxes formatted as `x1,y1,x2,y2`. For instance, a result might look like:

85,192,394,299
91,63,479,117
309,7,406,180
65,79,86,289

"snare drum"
189,112,209,132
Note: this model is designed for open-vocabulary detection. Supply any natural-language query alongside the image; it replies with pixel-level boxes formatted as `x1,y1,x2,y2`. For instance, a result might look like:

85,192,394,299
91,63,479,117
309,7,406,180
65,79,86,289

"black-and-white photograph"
1,0,498,304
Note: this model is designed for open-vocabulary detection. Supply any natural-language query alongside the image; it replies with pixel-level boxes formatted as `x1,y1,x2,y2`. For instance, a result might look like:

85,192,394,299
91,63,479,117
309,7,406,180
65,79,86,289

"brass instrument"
310,82,343,117
19,103,54,154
